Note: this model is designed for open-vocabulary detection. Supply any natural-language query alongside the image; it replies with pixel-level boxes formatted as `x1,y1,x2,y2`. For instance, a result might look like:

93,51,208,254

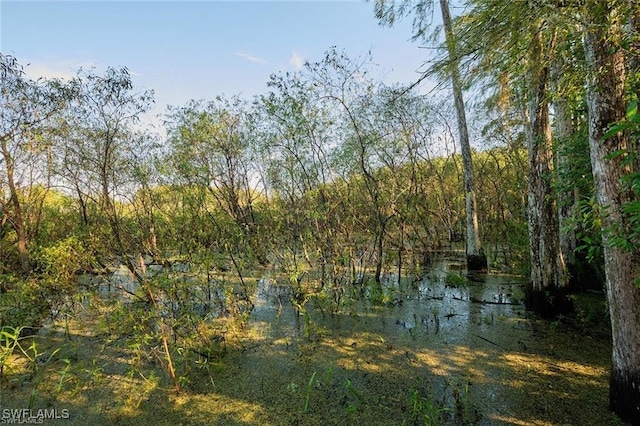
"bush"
0,237,91,333
0,277,51,334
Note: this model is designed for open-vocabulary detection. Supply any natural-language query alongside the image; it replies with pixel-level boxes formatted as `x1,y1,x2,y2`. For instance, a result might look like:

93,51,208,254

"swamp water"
223,259,617,425
1,258,621,425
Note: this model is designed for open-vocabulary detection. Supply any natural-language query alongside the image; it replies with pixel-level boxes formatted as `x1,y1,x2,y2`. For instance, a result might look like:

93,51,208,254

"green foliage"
603,100,640,140
366,281,395,306
444,272,467,288
555,127,594,208
35,236,91,287
572,196,604,264
1,326,30,377
93,267,247,391
0,324,62,404
0,237,91,333
0,278,51,331
31,190,80,246
344,378,365,411
405,387,452,426
0,52,540,402
303,371,317,413
474,148,529,273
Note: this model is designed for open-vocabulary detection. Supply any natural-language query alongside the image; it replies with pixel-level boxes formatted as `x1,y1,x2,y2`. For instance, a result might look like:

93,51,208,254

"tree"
582,0,640,420
0,54,70,275
522,18,570,314
371,85,442,278
551,55,601,290
165,96,265,265
439,0,486,271
474,146,529,271
307,49,396,284
259,62,344,292
374,0,487,271
58,66,154,272
443,0,639,418
126,131,164,257
444,0,572,315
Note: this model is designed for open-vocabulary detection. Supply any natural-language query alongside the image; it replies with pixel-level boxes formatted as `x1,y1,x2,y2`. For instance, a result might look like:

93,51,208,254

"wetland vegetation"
2,0,640,423
0,257,622,425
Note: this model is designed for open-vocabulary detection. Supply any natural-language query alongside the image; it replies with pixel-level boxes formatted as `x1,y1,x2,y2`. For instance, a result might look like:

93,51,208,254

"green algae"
0,261,625,425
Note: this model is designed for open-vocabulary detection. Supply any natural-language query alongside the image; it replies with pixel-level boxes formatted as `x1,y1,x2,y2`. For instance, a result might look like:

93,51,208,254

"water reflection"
247,259,526,351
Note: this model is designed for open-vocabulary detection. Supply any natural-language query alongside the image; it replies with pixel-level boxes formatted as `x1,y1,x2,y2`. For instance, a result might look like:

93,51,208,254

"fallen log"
451,295,521,306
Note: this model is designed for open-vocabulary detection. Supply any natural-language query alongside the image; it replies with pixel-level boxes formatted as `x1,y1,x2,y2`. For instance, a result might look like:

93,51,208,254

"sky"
1,0,441,121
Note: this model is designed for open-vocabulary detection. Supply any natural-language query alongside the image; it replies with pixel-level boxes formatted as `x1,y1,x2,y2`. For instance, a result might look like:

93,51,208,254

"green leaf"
604,149,629,161
603,123,627,140
603,101,640,139
625,100,638,120
622,201,640,214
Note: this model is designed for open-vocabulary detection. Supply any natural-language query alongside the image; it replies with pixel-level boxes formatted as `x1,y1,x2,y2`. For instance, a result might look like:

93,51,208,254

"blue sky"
1,1,439,115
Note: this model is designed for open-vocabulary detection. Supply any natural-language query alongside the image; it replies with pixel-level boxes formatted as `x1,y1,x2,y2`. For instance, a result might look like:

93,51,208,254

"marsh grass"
406,387,452,426
303,371,316,413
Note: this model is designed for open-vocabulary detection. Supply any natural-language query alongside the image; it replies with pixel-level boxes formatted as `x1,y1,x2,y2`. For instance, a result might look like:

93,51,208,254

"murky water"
70,257,615,425
252,259,526,347
216,259,615,425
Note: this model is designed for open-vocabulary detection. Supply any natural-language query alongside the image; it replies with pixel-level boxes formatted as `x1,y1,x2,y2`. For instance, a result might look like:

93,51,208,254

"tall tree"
259,68,339,282
445,0,571,314
308,49,395,284
551,43,600,290
552,71,578,281
582,0,640,420
166,96,265,264
439,0,486,271
448,0,639,418
374,0,487,271
523,21,570,314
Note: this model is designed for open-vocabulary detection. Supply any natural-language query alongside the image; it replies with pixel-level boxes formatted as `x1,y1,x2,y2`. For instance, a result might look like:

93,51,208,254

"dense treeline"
0,50,535,365
0,49,536,398
1,51,529,290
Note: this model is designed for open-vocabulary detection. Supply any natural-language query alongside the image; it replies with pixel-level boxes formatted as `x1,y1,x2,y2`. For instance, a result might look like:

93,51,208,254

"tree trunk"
374,219,386,285
1,136,31,275
524,27,570,317
439,0,487,272
628,0,640,100
583,4,640,421
627,0,640,175
552,92,577,268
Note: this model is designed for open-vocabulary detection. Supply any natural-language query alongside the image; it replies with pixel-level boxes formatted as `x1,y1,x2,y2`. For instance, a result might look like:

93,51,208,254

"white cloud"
23,63,75,81
236,52,268,64
289,51,305,70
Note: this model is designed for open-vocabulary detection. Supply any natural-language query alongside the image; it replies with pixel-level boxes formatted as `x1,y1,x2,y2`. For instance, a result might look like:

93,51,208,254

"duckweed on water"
0,261,626,425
